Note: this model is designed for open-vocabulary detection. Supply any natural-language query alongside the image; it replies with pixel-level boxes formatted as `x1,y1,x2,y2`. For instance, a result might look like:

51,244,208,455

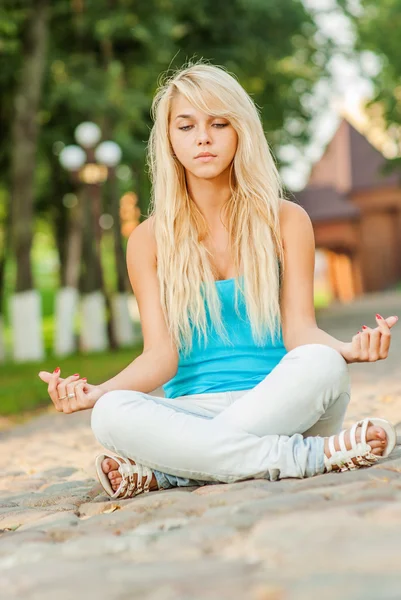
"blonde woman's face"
169,93,238,179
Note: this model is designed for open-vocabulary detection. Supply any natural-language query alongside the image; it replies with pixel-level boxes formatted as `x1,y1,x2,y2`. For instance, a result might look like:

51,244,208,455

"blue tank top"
162,276,287,399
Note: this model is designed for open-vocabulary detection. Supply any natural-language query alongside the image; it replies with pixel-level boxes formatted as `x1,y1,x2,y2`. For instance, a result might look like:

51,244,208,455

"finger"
384,315,399,329
375,314,391,334
376,315,391,359
38,371,57,384
65,376,85,413
368,327,381,361
360,330,369,361
58,373,80,397
351,332,361,361
48,367,62,410
57,374,80,410
39,370,64,384
74,381,89,411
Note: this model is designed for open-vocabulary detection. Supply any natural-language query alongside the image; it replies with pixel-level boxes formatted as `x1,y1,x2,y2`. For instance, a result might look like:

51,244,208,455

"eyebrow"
174,114,221,121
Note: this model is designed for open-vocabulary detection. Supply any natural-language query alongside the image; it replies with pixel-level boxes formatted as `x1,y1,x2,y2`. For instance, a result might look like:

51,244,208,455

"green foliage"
0,0,333,230
339,0,401,150
0,344,143,416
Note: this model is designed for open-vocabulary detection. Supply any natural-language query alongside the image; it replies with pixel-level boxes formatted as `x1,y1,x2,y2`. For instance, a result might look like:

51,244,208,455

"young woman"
39,61,399,500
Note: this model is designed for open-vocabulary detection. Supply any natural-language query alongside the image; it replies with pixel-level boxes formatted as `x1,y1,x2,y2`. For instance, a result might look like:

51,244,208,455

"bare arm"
99,348,178,393
100,218,178,393
279,200,346,355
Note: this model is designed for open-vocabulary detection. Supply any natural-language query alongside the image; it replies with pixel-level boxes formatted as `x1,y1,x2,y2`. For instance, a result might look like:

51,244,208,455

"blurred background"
1,0,400,418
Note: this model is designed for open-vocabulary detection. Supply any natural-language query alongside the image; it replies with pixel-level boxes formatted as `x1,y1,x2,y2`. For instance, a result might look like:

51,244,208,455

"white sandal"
95,453,155,499
323,417,397,473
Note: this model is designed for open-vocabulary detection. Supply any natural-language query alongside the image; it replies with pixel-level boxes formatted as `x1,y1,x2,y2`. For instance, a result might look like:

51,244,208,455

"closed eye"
178,124,229,131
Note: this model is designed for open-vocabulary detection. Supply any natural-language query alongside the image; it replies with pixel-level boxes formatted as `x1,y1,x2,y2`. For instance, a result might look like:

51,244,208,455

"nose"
196,128,211,145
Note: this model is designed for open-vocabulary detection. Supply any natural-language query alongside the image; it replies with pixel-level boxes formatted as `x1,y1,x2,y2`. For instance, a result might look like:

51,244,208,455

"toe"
366,425,387,442
103,458,120,475
369,440,385,450
369,440,384,456
112,477,122,491
102,458,112,474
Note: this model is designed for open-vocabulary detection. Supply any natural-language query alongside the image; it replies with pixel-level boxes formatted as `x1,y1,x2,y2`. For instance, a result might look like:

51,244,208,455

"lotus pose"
39,61,399,500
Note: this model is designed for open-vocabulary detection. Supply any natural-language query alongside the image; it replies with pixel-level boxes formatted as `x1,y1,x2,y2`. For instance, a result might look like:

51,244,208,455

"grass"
0,343,143,418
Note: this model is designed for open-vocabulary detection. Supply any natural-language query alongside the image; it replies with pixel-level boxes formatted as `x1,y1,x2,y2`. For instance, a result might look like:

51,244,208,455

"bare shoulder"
279,199,313,246
127,216,157,263
279,198,311,227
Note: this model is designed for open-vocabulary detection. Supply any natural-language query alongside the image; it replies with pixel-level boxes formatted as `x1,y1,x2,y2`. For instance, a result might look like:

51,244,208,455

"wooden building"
294,118,401,302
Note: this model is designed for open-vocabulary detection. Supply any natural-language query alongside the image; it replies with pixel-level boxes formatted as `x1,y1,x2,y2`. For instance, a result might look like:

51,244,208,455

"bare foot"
324,421,388,470
102,457,159,493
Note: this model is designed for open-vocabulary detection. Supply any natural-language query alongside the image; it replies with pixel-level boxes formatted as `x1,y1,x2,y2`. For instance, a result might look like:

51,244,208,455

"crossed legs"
91,344,355,486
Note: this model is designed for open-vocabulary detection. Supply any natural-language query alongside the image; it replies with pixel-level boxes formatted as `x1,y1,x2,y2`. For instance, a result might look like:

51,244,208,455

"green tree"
338,0,401,166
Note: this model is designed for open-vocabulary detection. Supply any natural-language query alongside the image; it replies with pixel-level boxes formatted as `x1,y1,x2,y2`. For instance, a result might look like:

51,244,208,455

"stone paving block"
0,500,20,509
123,516,191,536
17,511,81,532
0,530,48,554
0,556,259,599
39,467,80,478
73,508,165,534
59,532,141,559
203,490,330,520
282,572,401,600
147,521,240,556
0,477,48,493
38,480,94,494
225,508,401,576
0,541,59,570
0,509,56,531
365,500,401,523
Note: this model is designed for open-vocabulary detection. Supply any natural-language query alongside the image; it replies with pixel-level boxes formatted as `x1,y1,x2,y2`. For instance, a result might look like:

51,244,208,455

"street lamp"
58,122,122,353
57,122,136,352
95,141,122,167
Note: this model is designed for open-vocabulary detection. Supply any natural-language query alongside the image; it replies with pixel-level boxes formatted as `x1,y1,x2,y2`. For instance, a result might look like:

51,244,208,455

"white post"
10,289,45,362
54,286,79,356
79,290,109,352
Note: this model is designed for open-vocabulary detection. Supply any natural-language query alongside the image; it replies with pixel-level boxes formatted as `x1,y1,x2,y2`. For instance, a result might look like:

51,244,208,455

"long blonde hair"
146,59,285,358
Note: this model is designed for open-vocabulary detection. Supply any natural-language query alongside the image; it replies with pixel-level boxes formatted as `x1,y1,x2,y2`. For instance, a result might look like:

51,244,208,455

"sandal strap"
350,422,359,447
96,454,154,500
328,435,337,457
338,430,348,453
324,414,380,474
360,418,370,444
117,458,154,499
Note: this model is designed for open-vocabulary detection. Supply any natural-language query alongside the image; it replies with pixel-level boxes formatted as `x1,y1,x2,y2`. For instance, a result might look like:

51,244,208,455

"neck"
185,167,232,228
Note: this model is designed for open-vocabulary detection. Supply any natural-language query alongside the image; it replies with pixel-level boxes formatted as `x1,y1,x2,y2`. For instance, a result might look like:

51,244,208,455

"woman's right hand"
38,368,107,413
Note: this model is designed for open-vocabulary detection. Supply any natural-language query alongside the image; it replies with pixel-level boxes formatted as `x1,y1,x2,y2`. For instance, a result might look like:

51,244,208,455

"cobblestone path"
1,290,401,599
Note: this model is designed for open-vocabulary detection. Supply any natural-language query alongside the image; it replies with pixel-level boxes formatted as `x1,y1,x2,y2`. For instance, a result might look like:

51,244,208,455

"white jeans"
91,343,351,487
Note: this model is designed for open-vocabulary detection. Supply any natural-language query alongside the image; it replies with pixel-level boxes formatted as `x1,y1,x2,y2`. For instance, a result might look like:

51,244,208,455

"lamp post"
59,122,111,353
58,122,136,353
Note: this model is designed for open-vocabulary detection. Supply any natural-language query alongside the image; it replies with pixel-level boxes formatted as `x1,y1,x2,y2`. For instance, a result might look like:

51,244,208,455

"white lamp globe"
59,145,86,171
74,122,102,148
95,141,122,167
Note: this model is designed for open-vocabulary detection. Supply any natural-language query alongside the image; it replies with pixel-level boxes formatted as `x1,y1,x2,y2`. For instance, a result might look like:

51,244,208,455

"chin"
193,165,227,178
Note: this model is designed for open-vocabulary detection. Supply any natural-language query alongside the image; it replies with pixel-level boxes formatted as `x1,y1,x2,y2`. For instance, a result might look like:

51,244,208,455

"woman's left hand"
340,314,398,364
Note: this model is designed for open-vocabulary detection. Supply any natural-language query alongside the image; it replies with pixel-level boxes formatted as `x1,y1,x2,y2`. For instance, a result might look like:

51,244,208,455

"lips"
195,153,216,158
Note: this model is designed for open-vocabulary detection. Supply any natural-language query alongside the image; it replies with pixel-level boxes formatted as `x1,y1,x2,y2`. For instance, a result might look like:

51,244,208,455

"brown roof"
292,186,360,222
349,124,400,190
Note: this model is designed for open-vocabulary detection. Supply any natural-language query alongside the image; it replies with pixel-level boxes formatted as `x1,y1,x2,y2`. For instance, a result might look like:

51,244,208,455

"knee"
288,343,350,395
90,390,122,441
